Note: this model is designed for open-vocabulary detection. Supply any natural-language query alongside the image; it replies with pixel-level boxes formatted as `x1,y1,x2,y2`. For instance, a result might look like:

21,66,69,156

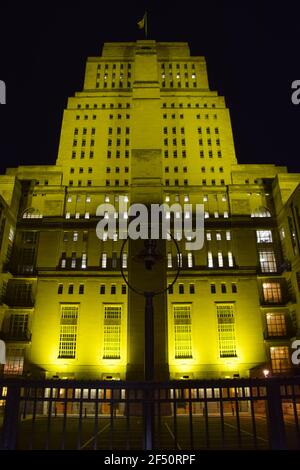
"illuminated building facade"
0,40,300,381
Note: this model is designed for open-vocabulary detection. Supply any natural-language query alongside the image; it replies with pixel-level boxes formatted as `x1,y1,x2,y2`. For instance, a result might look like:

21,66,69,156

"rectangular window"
218,252,223,267
216,304,237,358
103,305,121,359
211,283,216,294
58,305,78,358
101,253,107,268
111,284,116,294
262,282,282,303
259,251,277,272
174,305,192,358
167,252,172,268
179,283,184,294
189,284,195,294
121,284,127,294
81,253,87,269
266,313,286,336
226,231,231,241
79,284,84,295
177,253,183,268
100,284,105,295
231,283,237,293
221,283,227,293
228,251,234,267
187,252,193,268
270,346,290,373
4,348,24,375
58,284,63,294
256,230,273,243
208,251,213,268
122,253,127,269
9,313,29,339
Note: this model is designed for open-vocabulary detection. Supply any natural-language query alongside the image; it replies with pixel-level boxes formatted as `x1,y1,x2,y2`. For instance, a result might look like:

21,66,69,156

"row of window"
75,113,131,120
77,101,130,109
162,103,216,110
74,127,96,135
163,138,221,147
162,113,218,120
57,283,127,295
163,126,219,135
73,139,95,147
98,81,131,89
167,282,238,295
107,138,130,147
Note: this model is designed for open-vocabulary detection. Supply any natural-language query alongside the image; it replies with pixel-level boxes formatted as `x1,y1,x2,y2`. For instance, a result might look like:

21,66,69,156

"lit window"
228,252,234,267
208,251,213,268
259,251,277,272
167,253,172,268
256,230,273,243
216,233,221,241
85,212,90,219
214,211,219,218
266,313,286,336
122,253,127,268
177,253,183,267
204,211,209,219
187,252,193,268
203,195,208,202
67,196,72,202
86,196,91,203
270,346,290,373
223,211,229,218
73,232,78,242
226,231,231,240
218,252,223,267
4,348,24,375
65,213,71,219
263,282,282,303
75,212,80,219
206,232,211,241
103,305,122,359
104,195,110,202
101,253,107,269
58,305,78,359
216,304,237,358
173,305,192,358
81,253,87,269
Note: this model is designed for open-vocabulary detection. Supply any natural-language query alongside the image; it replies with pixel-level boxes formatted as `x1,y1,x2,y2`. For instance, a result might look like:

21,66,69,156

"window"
167,252,172,268
168,284,173,294
79,284,84,295
216,232,221,241
103,305,121,359
228,252,234,267
189,284,195,294
111,284,116,294
122,284,127,294
187,252,193,268
68,284,74,294
73,231,78,242
263,282,282,303
81,253,87,269
218,252,223,267
208,251,213,268
101,253,107,268
4,348,24,375
226,231,231,241
270,346,290,373
100,284,105,295
210,283,216,294
12,283,32,305
256,230,273,243
9,313,29,339
71,252,76,269
179,284,184,294
259,251,277,272
216,304,237,357
231,283,237,293
58,305,78,358
174,305,192,358
58,284,63,294
177,253,183,268
266,313,286,336
118,252,126,269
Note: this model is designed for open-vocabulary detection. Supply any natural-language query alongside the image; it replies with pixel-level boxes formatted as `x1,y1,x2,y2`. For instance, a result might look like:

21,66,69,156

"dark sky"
0,1,300,174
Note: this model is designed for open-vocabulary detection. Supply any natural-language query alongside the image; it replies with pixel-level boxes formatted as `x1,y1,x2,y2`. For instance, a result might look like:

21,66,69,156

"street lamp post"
120,235,181,449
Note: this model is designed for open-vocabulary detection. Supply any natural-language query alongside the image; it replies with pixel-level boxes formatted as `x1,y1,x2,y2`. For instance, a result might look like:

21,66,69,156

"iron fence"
0,377,299,450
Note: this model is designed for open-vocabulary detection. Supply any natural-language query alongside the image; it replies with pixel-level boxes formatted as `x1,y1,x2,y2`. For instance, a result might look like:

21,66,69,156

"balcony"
1,331,32,342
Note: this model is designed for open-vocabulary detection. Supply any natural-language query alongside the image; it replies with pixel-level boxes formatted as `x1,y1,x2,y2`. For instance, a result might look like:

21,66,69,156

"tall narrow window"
167,252,172,268
9,313,29,339
101,253,107,268
216,304,237,358
58,305,78,358
173,305,192,358
81,253,87,269
187,252,193,268
122,253,127,268
71,252,76,269
103,305,121,359
228,251,234,267
3,348,24,375
177,253,183,267
218,251,223,267
208,251,213,268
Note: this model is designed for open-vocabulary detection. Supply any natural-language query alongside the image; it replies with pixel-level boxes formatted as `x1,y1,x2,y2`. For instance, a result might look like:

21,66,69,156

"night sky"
1,1,300,175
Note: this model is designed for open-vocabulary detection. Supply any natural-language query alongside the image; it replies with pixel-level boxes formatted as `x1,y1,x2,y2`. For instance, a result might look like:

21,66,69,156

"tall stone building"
0,40,299,380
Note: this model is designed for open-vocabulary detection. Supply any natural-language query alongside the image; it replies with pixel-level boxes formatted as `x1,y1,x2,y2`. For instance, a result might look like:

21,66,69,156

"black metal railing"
0,377,299,450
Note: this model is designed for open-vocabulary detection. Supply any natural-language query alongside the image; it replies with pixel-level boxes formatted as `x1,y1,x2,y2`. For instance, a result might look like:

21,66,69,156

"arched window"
251,206,271,218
